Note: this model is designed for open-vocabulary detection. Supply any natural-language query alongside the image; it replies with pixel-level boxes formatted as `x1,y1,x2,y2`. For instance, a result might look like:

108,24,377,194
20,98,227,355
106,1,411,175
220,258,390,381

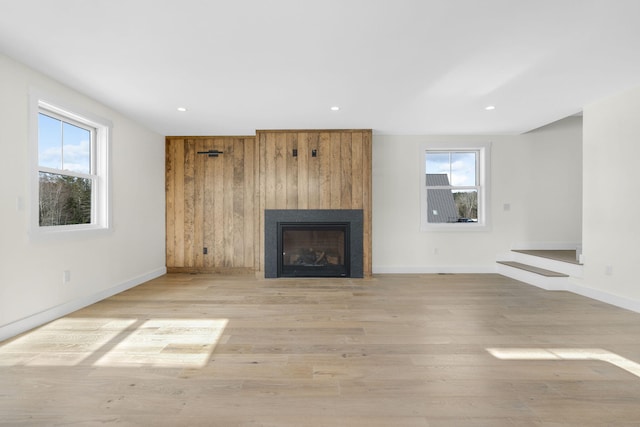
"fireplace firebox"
279,223,349,277
265,210,363,278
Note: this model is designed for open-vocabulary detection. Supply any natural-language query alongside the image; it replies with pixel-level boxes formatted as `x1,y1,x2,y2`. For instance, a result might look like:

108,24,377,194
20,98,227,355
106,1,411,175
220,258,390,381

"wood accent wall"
165,129,372,277
256,130,372,277
166,136,256,273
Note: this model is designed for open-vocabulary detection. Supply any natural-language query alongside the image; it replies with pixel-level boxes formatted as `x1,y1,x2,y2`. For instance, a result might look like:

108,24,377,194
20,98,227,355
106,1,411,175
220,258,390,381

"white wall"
0,53,166,340
372,116,582,273
581,86,640,306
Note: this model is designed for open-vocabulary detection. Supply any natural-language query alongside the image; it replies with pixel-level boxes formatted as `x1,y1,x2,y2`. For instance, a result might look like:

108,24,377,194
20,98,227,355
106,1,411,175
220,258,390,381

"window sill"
421,222,490,232
29,225,112,241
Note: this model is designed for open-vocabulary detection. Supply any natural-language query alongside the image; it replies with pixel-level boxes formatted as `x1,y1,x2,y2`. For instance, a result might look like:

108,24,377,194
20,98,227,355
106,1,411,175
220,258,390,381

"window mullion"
61,118,64,171
58,118,63,170
38,166,93,180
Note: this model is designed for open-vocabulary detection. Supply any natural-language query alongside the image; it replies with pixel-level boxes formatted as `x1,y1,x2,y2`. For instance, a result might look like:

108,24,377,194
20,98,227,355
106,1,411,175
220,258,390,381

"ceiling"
2,0,640,136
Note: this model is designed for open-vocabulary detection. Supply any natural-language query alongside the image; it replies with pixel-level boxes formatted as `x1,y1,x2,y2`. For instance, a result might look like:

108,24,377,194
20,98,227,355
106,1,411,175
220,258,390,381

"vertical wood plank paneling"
265,133,276,210
174,140,185,267
274,133,287,209
286,133,298,209
318,132,332,209
330,132,342,209
223,137,235,267
212,138,225,267
362,130,373,277
307,132,320,209
203,138,215,269
165,139,176,267
166,136,256,273
183,139,196,267
193,138,205,267
351,132,363,209
244,138,255,269
255,129,373,277
233,138,245,267
256,133,266,272
340,132,352,209
168,130,371,276
297,132,309,209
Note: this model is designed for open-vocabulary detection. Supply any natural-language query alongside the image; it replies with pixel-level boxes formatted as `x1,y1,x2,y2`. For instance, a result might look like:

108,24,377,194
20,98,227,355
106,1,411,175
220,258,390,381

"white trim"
373,265,496,274
419,141,491,232
0,267,166,342
566,281,640,314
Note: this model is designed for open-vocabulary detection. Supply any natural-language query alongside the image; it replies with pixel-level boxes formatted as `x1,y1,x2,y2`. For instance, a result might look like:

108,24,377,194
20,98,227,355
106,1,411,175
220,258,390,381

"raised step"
496,261,571,291
496,261,568,277
496,248,583,291
497,249,583,279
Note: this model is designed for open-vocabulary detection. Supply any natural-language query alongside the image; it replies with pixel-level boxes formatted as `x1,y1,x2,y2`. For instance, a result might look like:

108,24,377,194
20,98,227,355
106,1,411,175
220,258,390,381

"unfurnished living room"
2,1,640,425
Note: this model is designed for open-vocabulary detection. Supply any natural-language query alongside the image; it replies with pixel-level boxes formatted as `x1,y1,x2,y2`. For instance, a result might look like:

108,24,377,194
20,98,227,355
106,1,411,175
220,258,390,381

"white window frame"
420,142,491,231
29,90,112,238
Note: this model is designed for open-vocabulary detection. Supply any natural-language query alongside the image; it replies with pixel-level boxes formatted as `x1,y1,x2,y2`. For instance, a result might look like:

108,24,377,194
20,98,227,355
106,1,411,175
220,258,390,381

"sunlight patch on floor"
93,318,228,368
0,318,228,368
487,347,640,378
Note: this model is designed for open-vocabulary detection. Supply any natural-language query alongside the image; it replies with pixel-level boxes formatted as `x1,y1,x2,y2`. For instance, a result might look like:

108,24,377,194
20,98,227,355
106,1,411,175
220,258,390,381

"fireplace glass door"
278,223,349,277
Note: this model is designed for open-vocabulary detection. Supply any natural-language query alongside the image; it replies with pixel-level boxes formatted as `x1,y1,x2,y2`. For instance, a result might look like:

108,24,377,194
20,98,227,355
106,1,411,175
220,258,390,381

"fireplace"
265,210,363,278
280,223,349,277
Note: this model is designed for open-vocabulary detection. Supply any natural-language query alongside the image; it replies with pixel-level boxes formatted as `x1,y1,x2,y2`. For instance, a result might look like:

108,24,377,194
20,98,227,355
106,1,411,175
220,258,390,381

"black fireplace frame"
265,209,363,278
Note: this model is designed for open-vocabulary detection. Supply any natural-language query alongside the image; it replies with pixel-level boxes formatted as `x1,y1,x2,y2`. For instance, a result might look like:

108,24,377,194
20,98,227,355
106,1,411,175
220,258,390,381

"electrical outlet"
203,247,208,255
63,270,71,284
605,265,613,276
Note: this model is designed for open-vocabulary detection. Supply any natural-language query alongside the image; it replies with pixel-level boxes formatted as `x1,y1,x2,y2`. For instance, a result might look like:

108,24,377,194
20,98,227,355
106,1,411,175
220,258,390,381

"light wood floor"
2,274,640,426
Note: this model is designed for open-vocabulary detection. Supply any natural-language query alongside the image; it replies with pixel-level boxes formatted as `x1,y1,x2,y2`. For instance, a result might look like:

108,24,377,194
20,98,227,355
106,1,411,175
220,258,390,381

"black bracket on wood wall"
197,150,224,157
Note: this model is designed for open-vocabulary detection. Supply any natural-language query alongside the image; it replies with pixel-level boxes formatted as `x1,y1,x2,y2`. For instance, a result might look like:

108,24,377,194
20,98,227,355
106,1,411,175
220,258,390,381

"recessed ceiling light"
485,105,496,111
177,107,188,112
330,106,340,111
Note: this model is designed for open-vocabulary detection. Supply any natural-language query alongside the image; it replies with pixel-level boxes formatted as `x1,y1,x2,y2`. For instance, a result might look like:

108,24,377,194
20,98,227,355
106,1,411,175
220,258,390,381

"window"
420,143,490,230
30,94,111,235
38,111,95,226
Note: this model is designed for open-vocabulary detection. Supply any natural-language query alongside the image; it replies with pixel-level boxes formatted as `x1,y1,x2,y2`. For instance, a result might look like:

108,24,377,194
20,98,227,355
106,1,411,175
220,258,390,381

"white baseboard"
373,265,496,274
0,267,166,342
565,280,640,314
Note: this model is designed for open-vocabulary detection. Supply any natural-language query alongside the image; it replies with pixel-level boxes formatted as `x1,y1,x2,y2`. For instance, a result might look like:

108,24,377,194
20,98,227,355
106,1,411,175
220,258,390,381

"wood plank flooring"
2,274,640,426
